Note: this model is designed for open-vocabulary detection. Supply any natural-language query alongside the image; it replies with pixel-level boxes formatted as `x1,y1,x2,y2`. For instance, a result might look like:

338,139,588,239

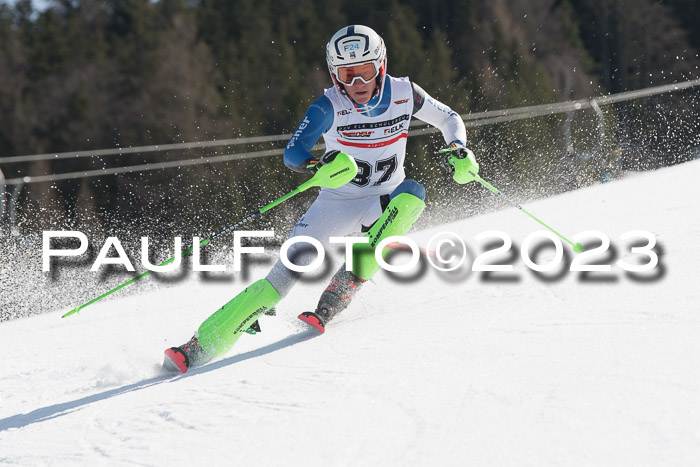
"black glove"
308,150,341,172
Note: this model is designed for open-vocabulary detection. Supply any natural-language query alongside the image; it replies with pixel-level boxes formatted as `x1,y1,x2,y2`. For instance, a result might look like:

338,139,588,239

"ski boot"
299,268,366,333
163,335,209,373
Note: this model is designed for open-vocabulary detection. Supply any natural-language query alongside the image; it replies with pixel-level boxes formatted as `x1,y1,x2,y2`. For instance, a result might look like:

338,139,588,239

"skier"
164,25,479,373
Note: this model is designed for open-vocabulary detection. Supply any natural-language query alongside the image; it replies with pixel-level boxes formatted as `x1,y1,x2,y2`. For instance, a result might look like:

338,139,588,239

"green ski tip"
573,242,584,253
62,306,79,318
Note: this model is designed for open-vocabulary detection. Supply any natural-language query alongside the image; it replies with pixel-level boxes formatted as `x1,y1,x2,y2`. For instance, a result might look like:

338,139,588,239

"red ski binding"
298,311,326,333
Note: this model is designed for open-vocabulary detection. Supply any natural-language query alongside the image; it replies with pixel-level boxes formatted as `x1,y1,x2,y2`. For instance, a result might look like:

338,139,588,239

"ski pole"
61,153,358,318
440,147,582,253
472,174,582,252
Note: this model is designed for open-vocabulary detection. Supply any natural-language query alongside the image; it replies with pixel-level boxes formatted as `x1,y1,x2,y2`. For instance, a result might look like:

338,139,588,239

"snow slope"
1,161,700,466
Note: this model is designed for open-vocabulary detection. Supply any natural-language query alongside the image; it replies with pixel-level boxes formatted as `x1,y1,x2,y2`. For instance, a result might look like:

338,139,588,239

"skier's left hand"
441,144,479,184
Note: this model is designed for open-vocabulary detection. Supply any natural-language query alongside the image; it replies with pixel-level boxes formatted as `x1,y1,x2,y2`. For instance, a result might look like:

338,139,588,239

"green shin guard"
351,192,426,281
196,279,280,358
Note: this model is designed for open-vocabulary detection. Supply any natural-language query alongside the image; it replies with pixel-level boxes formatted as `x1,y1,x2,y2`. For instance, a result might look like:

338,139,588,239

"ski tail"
298,311,326,333
163,347,189,373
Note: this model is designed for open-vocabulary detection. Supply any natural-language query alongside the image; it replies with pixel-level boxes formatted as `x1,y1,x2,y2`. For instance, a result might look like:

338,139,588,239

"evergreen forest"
1,0,699,236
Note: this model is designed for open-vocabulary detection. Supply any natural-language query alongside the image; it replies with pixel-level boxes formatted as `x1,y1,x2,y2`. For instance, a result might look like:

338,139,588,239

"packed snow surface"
2,161,700,466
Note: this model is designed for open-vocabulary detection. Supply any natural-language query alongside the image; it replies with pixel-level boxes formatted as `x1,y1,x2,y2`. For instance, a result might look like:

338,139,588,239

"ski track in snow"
2,161,700,466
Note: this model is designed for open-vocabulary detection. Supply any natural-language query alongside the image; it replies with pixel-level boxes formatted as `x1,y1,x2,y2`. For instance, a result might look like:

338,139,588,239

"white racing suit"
267,75,467,297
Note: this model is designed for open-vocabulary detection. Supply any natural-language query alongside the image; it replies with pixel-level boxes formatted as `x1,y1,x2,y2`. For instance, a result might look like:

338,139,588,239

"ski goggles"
336,62,380,86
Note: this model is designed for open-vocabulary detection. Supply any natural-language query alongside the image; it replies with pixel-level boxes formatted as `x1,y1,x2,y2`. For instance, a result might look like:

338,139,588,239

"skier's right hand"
306,150,341,172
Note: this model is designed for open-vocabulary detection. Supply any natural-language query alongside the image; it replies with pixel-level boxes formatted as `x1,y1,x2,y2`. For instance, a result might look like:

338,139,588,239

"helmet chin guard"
326,25,387,111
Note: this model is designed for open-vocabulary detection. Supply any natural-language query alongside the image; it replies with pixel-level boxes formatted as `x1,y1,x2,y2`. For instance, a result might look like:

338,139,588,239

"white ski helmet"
326,25,387,101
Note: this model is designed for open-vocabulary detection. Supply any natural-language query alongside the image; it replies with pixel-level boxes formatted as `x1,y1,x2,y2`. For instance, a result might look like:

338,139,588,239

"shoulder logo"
337,109,353,116
394,99,409,104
